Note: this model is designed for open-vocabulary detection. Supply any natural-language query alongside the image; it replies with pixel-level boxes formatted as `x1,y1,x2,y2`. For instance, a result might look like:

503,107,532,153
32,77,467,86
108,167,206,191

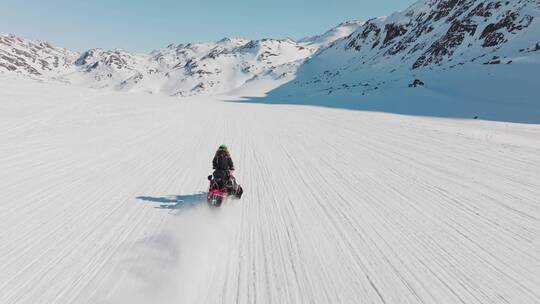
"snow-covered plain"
1,75,539,304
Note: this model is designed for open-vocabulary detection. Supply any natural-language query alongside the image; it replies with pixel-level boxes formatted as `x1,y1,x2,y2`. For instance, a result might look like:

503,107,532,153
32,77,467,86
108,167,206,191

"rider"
212,145,235,188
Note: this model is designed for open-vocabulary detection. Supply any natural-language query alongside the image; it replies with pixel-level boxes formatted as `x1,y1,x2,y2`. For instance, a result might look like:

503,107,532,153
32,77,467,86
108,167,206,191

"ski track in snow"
1,77,540,304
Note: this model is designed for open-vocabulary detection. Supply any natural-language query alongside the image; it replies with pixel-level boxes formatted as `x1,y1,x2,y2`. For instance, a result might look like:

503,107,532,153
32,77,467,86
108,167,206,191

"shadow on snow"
136,192,207,210
227,64,540,124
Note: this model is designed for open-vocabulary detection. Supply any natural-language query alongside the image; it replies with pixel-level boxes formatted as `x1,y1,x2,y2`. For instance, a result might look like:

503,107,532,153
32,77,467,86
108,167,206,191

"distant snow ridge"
0,17,363,97
69,37,313,96
130,37,317,96
1,0,539,98
0,34,78,76
0,34,330,96
283,0,540,96
299,20,366,48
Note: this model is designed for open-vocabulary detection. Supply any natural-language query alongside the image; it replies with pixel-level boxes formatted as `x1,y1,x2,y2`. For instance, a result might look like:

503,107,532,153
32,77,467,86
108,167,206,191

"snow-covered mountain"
1,0,539,99
64,37,317,96
0,34,78,77
0,34,326,96
298,20,366,48
0,21,358,96
272,0,540,98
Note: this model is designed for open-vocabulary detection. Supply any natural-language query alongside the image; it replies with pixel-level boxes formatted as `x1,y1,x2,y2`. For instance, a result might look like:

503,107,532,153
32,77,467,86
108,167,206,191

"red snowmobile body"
207,174,243,207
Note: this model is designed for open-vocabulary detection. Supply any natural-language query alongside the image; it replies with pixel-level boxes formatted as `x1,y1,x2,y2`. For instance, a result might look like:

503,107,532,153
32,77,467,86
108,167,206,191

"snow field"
1,76,540,303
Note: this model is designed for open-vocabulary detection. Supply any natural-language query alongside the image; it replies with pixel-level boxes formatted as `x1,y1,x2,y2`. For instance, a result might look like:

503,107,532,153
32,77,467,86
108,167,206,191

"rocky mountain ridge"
0,20,362,96
277,0,540,97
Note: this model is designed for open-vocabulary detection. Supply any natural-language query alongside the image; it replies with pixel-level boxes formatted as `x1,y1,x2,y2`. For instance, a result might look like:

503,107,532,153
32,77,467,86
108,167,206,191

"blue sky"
0,0,416,53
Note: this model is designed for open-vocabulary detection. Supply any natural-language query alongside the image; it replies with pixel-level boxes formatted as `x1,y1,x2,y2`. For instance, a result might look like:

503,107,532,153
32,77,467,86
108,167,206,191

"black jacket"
213,152,234,171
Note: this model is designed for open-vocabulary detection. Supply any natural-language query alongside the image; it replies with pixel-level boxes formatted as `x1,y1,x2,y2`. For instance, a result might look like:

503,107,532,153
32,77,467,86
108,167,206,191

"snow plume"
106,202,241,304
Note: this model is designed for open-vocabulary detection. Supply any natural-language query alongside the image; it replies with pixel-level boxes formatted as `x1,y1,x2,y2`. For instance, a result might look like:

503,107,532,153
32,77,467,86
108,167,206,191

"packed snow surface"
1,76,539,304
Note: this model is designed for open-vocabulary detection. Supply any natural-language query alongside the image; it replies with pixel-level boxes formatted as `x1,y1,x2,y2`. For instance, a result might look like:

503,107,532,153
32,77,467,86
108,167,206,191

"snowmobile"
207,173,243,207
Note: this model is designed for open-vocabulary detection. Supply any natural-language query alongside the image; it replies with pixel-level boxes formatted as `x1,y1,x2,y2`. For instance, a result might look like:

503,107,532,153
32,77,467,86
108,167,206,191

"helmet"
218,144,227,150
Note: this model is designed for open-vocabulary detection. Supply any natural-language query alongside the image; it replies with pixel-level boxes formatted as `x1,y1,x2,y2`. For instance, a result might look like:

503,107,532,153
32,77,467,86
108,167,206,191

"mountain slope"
269,0,540,98
0,34,322,96
0,21,359,97
298,19,366,48
0,34,78,77
117,38,316,96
